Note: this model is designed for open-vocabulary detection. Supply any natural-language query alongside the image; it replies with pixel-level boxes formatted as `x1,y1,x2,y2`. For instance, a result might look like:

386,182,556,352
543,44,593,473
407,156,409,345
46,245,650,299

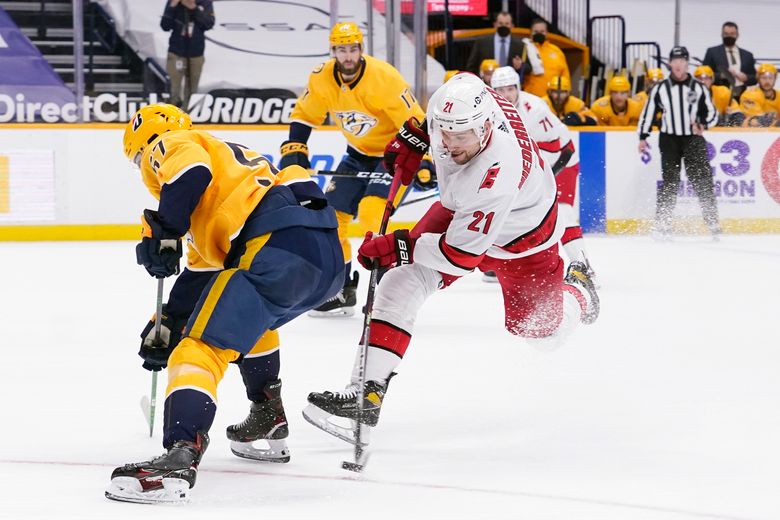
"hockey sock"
336,210,353,262
163,337,238,447
351,319,411,384
240,349,281,402
562,232,587,263
240,329,281,402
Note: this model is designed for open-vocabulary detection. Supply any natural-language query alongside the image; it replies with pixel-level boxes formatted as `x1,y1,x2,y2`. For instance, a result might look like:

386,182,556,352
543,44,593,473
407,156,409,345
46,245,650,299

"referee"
638,46,721,239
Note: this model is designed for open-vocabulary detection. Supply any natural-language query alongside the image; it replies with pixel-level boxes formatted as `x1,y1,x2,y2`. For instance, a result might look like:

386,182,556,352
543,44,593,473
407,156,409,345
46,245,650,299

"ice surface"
1,235,778,519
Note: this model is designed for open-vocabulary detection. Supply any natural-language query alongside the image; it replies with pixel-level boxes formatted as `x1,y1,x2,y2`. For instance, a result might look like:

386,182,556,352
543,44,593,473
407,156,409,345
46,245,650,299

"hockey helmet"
757,63,778,76
329,22,363,47
432,75,494,148
547,75,571,91
607,75,631,93
694,65,714,78
647,68,664,80
490,66,520,89
124,104,192,166
479,59,499,74
443,69,461,83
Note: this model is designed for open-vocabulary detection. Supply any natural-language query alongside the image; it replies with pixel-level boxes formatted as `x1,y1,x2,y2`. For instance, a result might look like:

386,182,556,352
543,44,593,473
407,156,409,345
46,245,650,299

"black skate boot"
308,271,358,317
105,431,209,504
564,260,600,325
302,376,392,446
226,379,290,463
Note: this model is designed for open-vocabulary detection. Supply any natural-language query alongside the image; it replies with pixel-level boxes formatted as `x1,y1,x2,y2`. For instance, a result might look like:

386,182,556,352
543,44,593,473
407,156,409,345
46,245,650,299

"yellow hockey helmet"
547,75,571,91
647,68,664,80
329,22,363,47
757,63,778,76
123,104,192,165
608,75,631,93
480,59,499,73
443,69,460,83
694,65,714,78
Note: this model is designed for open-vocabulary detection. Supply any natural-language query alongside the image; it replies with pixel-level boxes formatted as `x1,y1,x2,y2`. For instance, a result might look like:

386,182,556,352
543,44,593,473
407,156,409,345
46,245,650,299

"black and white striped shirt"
638,74,717,139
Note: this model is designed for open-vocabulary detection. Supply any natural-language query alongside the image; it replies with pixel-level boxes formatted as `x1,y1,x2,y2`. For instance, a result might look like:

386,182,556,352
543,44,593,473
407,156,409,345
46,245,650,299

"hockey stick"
310,169,438,183
140,278,165,437
342,173,404,474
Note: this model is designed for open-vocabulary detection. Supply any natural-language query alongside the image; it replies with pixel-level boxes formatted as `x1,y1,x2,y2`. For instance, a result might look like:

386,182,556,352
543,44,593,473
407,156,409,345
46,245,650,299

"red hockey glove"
383,117,430,186
357,230,415,269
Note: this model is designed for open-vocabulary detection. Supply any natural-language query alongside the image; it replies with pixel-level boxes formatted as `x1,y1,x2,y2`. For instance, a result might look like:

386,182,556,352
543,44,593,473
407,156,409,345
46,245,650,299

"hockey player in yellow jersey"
633,68,664,108
733,63,780,127
280,21,425,317
543,75,597,125
694,65,736,124
591,75,643,126
106,104,344,504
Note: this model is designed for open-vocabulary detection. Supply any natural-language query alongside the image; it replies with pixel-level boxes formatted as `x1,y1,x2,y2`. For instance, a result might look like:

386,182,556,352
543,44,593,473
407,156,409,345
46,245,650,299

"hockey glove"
136,209,183,279
383,117,430,186
279,141,311,170
138,304,187,371
413,158,438,191
357,230,415,269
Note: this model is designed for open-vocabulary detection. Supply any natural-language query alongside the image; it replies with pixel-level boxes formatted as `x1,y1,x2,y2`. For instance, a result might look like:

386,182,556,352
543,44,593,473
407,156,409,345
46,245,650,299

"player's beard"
337,59,361,78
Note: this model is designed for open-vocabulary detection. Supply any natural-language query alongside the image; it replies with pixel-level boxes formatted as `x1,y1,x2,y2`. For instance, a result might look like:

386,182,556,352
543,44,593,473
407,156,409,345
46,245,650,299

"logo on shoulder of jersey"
326,180,337,193
479,164,501,191
333,111,378,137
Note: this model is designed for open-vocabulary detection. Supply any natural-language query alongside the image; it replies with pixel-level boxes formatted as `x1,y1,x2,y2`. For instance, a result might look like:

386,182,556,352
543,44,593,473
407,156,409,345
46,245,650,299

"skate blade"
105,477,190,504
302,405,370,447
481,273,499,283
307,307,355,318
230,440,290,463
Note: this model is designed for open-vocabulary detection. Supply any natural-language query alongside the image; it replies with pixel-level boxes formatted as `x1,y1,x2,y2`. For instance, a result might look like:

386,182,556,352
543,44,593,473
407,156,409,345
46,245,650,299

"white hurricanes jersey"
514,91,579,169
414,74,563,277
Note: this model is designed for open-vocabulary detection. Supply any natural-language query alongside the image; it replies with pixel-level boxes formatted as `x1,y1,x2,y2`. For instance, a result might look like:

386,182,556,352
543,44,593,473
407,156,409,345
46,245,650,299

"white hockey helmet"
490,66,520,90
432,74,494,147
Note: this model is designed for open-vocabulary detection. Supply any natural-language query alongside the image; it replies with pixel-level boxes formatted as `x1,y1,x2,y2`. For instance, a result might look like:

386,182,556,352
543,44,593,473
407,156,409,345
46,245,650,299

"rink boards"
0,125,778,240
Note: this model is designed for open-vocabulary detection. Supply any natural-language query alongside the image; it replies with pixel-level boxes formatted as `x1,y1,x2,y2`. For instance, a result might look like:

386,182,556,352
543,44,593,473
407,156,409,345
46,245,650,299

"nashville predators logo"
333,111,378,137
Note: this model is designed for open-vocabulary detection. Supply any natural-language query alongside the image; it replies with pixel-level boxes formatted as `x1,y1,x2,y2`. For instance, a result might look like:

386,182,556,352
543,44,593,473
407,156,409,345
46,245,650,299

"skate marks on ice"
0,458,766,520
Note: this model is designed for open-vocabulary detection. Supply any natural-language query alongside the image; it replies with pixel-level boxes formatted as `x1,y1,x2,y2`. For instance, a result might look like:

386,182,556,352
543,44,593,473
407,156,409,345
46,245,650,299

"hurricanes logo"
334,111,377,137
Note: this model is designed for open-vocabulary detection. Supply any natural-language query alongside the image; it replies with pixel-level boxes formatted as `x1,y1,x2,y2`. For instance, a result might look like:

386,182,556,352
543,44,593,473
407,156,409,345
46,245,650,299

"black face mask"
723,36,737,47
496,26,511,37
532,33,546,44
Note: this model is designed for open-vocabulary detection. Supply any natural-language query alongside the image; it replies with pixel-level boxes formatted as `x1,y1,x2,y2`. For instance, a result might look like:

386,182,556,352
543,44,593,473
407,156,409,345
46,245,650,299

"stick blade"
341,452,370,473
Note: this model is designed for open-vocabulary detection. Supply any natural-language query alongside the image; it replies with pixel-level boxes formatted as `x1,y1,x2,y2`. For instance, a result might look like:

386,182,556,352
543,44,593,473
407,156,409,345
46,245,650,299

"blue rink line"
578,132,606,233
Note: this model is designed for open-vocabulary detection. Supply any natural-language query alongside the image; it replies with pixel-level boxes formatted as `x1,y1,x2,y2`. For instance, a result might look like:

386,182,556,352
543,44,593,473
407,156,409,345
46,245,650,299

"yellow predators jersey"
711,85,737,115
633,90,647,108
739,87,780,115
543,94,597,123
140,130,311,269
591,95,643,126
290,55,425,157
523,41,571,98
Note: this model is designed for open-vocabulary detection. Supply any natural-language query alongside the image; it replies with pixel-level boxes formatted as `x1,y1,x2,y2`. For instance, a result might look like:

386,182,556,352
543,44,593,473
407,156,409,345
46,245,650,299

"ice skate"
482,270,499,283
564,260,600,324
105,431,208,504
226,379,290,463
302,378,391,446
308,271,358,317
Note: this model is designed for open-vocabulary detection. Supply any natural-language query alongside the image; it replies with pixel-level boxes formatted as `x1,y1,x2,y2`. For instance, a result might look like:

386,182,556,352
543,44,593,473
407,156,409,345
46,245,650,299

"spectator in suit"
466,11,530,78
702,21,756,98
161,0,215,109
522,18,571,97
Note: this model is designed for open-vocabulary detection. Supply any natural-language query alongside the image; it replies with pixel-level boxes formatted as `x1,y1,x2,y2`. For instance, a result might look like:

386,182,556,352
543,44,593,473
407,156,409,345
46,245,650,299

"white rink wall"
1,126,780,237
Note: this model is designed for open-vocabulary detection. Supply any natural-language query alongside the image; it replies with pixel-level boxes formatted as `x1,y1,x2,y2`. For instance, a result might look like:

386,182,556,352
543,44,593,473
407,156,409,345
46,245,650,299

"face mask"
723,36,737,47
532,33,546,44
496,26,511,38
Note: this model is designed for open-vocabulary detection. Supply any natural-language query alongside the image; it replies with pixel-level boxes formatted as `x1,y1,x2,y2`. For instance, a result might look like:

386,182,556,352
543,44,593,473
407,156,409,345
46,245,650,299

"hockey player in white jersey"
303,72,599,444
489,66,595,279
